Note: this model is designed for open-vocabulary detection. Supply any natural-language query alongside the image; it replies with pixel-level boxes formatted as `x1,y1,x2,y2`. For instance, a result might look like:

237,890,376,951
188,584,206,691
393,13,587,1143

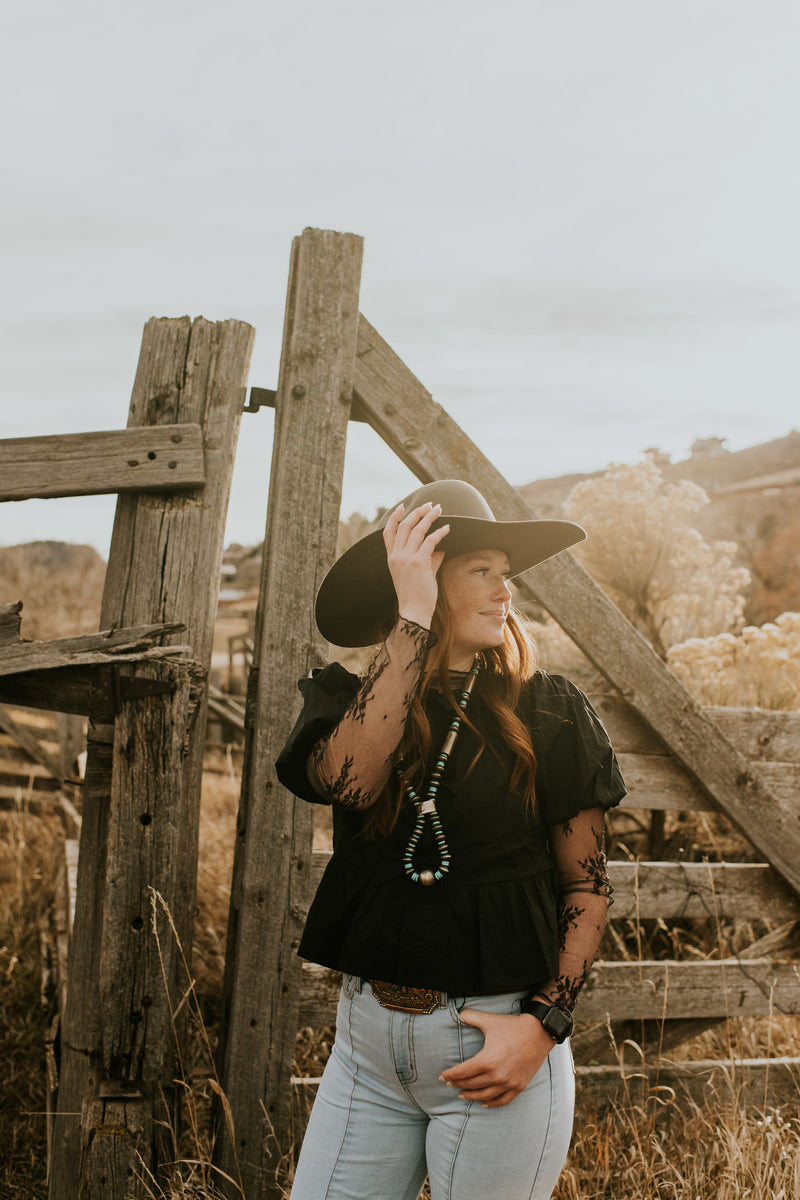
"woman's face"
438,548,512,668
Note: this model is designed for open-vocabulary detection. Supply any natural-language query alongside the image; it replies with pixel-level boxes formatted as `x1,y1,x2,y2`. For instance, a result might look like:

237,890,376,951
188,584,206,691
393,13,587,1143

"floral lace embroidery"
307,617,436,809
538,809,612,1013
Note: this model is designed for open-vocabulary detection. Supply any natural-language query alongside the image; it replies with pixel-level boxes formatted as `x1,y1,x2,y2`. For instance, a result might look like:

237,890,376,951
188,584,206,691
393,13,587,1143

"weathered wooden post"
50,316,255,1197
217,228,363,1197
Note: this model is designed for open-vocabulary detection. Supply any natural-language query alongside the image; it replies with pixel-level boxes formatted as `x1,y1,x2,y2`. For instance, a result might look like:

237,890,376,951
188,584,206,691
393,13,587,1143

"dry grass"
2,760,800,1197
0,800,61,1199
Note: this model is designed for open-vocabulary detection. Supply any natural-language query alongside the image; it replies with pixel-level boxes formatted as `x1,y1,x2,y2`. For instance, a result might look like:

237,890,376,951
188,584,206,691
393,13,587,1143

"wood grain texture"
588,694,800,763
616,753,800,820
0,424,205,500
217,229,364,1199
0,602,22,643
578,958,800,1020
100,660,205,1080
0,622,185,677
352,313,800,897
51,315,253,1199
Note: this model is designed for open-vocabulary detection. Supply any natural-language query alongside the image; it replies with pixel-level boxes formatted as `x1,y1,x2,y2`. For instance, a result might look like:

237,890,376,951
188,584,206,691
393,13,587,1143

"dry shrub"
667,612,800,710
0,542,105,640
563,460,749,656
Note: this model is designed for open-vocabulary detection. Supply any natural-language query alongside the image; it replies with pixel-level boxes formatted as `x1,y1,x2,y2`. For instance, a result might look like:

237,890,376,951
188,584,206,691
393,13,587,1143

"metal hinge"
244,387,277,413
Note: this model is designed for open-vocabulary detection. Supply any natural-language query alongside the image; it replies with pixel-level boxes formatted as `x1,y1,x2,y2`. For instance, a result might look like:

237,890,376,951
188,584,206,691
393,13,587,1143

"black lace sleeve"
308,618,436,809
535,806,612,1014
275,618,437,809
275,663,361,805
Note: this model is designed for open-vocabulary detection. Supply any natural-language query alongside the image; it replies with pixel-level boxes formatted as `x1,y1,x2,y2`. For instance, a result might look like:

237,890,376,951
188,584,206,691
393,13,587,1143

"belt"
368,979,449,1014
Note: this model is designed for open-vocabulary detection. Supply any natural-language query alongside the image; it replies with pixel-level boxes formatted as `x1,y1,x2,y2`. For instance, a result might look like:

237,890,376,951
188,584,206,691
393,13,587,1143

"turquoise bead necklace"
400,660,480,887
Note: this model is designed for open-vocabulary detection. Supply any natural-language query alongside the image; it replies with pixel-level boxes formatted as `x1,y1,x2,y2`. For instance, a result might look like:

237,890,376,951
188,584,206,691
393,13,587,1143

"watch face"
543,1006,573,1042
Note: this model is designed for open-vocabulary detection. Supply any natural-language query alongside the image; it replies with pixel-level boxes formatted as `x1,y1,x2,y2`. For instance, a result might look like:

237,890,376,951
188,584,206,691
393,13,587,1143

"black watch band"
520,997,574,1044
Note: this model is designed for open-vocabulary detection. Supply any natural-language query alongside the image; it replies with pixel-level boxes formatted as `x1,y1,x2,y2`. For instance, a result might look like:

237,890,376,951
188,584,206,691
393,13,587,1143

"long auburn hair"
363,594,539,839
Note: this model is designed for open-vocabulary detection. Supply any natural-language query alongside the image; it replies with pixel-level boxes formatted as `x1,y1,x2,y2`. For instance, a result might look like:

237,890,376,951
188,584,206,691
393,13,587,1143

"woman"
276,479,626,1200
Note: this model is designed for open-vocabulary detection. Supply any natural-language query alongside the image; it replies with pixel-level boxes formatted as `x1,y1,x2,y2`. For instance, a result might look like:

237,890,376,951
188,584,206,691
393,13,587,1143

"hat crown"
382,479,496,526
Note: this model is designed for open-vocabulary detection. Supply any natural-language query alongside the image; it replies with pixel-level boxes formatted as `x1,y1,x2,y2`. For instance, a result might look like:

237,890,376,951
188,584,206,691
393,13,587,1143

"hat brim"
315,514,585,647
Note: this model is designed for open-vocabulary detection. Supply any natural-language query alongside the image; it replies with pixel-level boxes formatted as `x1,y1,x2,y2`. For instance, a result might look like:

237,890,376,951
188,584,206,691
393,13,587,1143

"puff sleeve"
531,675,626,827
275,663,360,804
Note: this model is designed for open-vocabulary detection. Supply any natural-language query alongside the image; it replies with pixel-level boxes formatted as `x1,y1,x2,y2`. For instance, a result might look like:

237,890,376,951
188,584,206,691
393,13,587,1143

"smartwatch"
521,997,574,1044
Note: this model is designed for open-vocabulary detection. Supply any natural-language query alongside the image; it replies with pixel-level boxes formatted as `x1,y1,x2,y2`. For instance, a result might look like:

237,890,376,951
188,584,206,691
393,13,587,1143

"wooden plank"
79,1095,152,1200
99,661,204,1081
0,666,99,715
352,314,800,898
0,423,205,501
217,229,364,1200
0,602,22,644
0,622,185,677
577,959,800,1021
51,315,253,1199
607,861,800,923
0,703,63,780
708,706,800,763
574,920,800,1065
307,850,800,924
588,694,800,763
616,753,800,816
57,713,85,780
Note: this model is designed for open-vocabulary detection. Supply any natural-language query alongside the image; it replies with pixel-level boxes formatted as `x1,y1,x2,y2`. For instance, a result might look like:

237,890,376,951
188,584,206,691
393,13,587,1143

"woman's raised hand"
383,502,449,630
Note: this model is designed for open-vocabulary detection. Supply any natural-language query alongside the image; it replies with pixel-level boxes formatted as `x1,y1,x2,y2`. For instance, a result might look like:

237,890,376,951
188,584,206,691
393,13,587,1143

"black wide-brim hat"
316,479,586,647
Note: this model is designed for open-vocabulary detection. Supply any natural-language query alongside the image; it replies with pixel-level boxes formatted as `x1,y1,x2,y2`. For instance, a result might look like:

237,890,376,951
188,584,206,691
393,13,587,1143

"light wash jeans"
290,975,574,1200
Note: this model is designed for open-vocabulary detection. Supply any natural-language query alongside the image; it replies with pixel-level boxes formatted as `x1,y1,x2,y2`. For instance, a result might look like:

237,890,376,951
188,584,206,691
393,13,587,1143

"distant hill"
520,431,800,624
0,541,106,640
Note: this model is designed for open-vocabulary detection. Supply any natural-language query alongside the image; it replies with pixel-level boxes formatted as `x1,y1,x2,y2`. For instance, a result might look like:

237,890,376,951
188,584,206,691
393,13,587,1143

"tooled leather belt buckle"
369,979,445,1014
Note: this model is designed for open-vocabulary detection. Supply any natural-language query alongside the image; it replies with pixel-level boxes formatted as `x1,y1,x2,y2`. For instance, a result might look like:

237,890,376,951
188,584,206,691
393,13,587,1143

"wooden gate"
217,229,800,1199
0,316,254,1196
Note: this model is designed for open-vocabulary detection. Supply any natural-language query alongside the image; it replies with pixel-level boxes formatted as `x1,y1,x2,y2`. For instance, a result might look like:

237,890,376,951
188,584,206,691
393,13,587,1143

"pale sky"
1,0,797,555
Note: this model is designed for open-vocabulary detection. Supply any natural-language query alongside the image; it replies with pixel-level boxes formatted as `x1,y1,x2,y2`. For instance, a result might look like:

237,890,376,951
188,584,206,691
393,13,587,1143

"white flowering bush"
563,459,750,656
667,612,800,710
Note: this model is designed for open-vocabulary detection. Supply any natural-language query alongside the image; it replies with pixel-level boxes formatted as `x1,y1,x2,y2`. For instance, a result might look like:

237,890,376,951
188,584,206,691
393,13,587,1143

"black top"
276,664,626,994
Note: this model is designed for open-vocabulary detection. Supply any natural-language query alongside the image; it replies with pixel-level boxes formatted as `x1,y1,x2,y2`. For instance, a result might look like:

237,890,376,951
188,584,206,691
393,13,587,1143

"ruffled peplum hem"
298,855,561,995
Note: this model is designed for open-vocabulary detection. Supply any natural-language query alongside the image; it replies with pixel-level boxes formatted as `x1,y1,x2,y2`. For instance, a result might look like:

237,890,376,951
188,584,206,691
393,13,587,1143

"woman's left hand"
439,1010,556,1108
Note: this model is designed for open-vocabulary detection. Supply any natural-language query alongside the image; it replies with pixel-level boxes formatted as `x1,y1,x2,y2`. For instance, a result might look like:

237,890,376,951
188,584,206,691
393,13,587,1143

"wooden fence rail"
0,423,205,500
